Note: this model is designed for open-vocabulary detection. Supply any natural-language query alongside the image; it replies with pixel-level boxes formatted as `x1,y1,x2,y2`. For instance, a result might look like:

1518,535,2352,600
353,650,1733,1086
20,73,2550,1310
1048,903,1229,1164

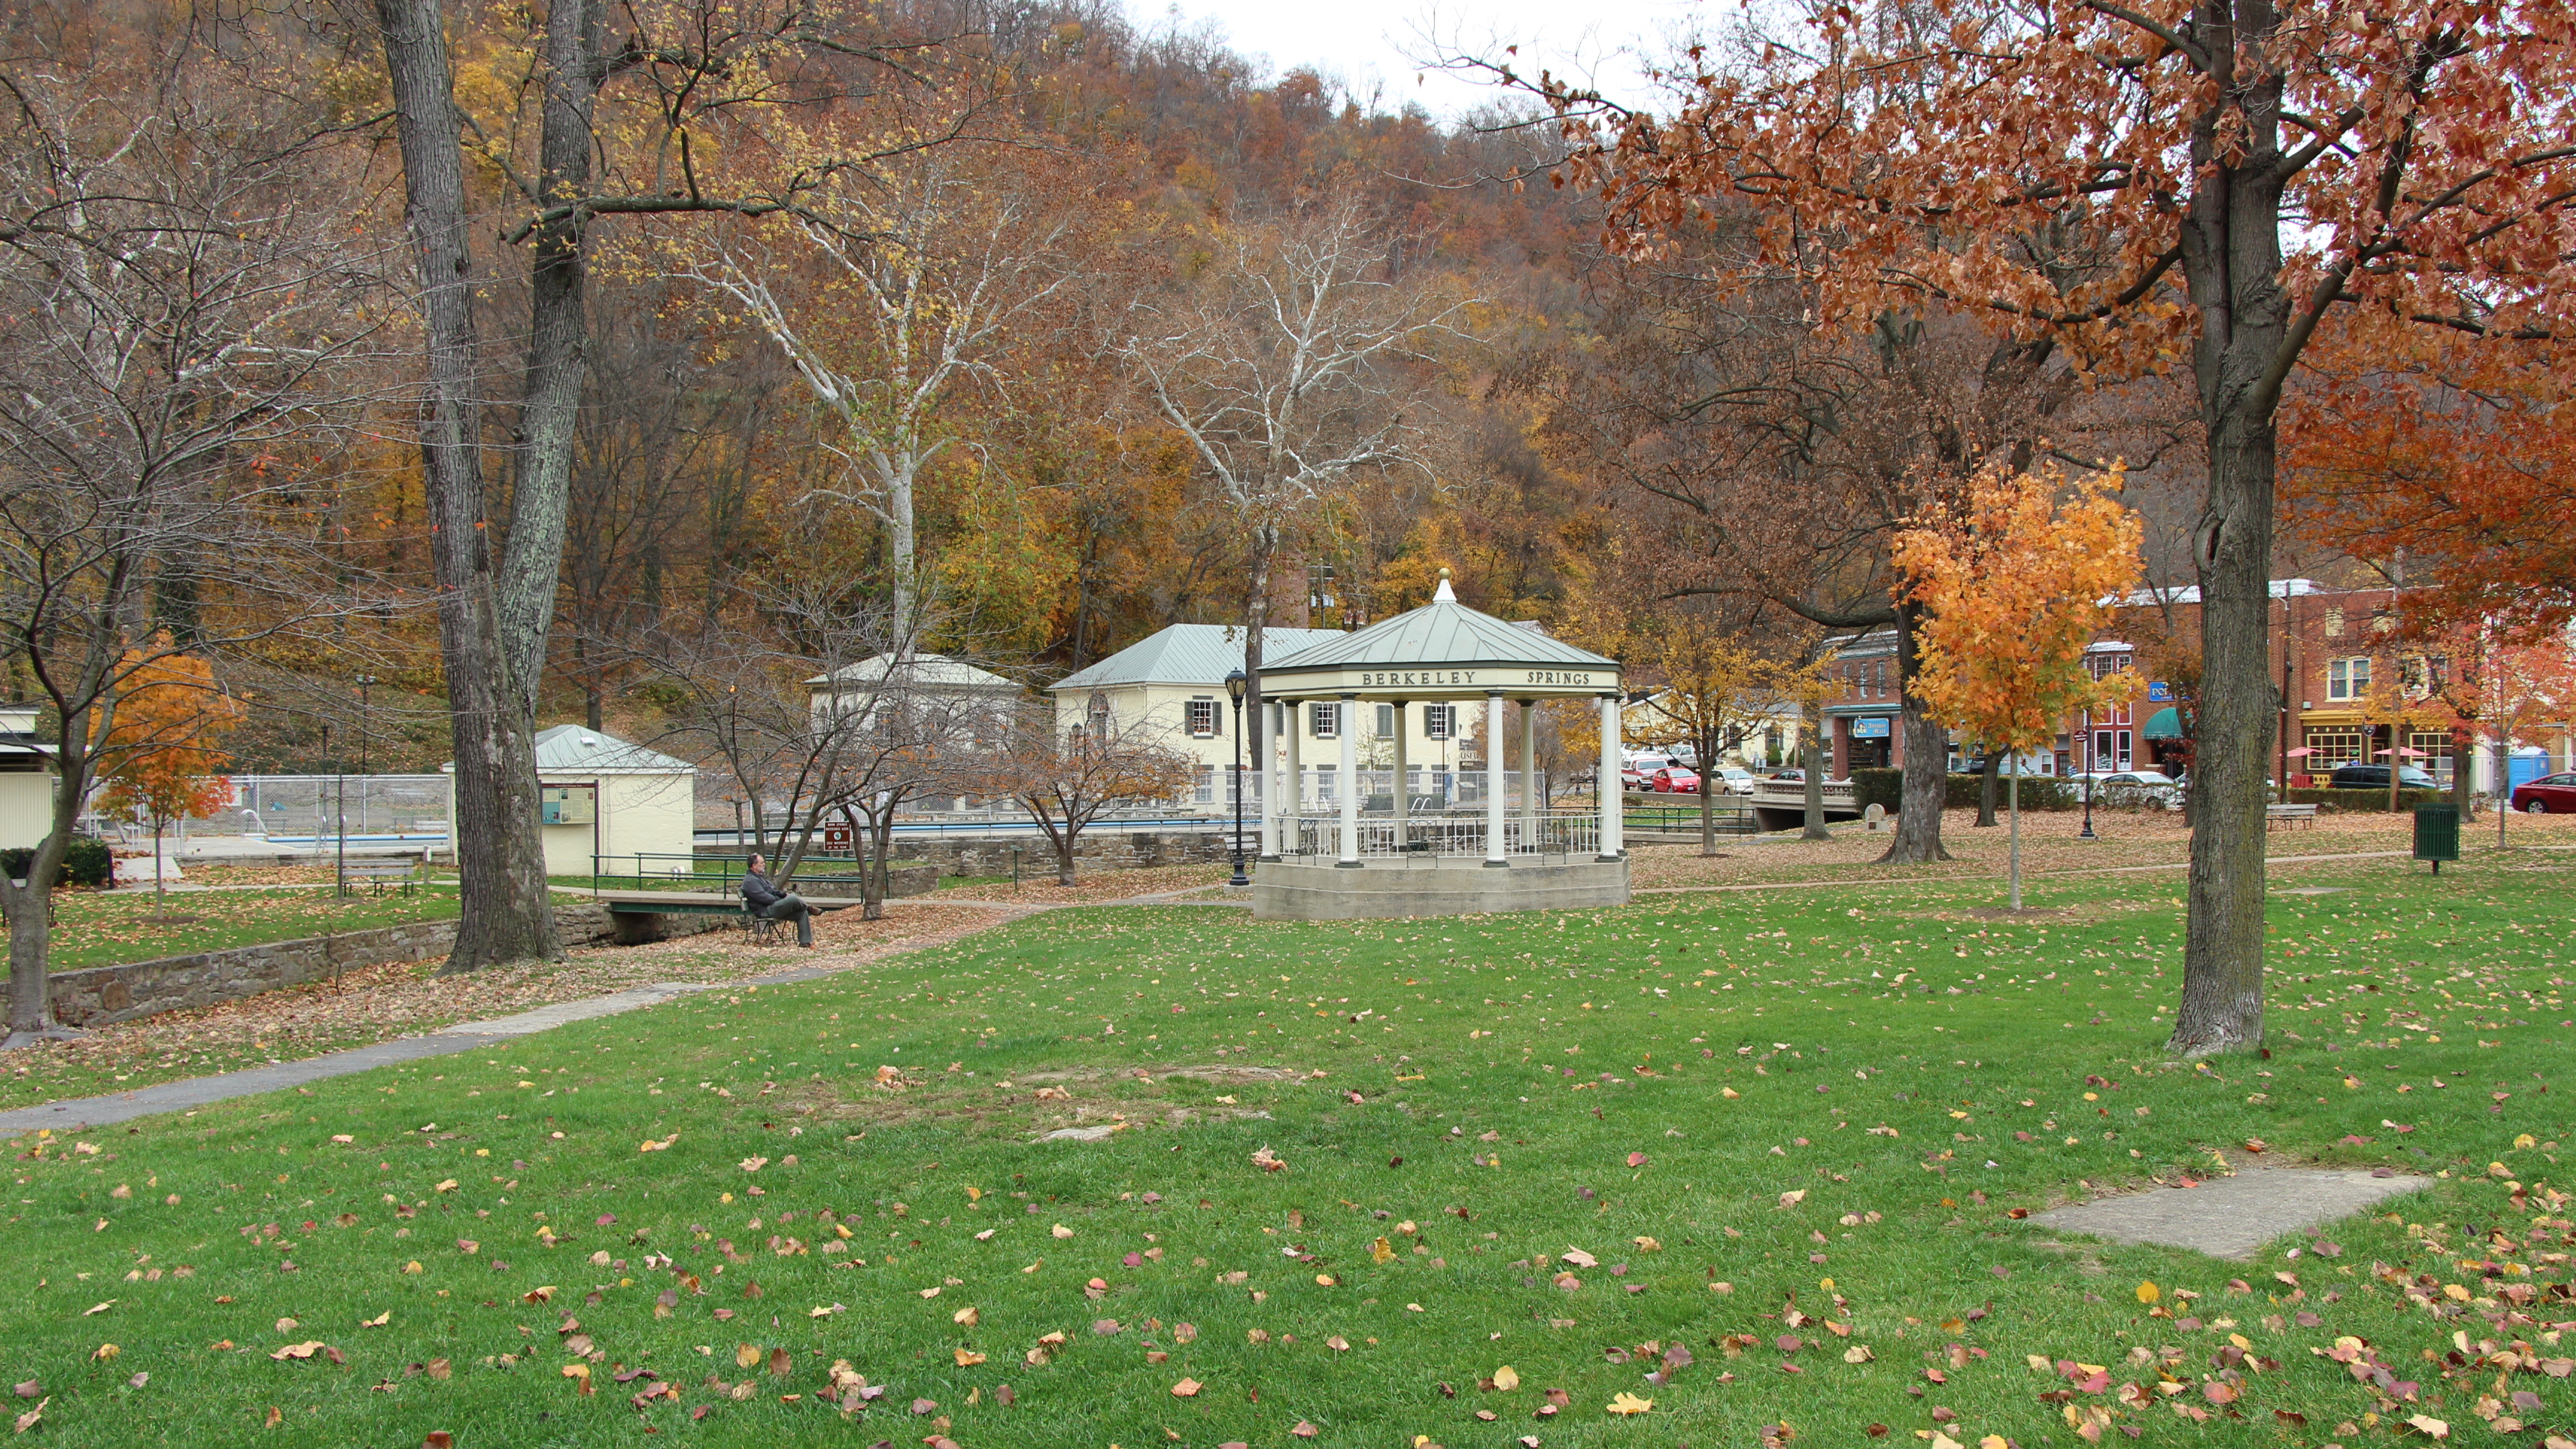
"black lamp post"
1225,669,1249,886
2078,707,2097,840
353,674,379,838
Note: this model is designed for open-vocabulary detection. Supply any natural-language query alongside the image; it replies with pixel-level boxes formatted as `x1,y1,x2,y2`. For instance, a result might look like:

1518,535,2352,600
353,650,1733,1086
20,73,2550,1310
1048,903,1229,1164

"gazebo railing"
1281,810,1600,860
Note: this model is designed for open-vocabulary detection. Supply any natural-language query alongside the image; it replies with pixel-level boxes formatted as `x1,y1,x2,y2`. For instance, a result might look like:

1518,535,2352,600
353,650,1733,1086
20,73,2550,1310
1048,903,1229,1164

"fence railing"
1623,804,1758,836
1279,809,1600,860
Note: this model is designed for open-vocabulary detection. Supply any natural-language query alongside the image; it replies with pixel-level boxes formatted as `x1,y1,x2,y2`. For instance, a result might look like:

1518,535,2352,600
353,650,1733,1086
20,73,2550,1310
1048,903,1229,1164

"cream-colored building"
1050,623,1491,812
444,725,697,879
0,707,53,850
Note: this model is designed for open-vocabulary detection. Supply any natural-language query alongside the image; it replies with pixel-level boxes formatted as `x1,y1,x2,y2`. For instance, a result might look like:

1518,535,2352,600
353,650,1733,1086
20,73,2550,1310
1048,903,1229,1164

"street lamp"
1224,669,1249,886
353,674,379,839
2078,707,2097,840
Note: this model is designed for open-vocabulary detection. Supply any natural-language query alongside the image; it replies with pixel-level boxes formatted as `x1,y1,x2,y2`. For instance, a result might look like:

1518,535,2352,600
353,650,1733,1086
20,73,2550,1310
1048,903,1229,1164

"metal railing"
1278,809,1600,860
1624,803,1758,836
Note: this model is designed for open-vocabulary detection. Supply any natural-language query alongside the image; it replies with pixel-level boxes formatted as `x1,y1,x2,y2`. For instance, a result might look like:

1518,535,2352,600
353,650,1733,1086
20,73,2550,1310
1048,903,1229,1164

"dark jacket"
741,868,786,909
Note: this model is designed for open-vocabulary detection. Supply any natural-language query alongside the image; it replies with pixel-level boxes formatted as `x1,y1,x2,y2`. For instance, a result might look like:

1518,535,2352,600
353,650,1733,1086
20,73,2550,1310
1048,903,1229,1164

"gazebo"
1252,570,1626,920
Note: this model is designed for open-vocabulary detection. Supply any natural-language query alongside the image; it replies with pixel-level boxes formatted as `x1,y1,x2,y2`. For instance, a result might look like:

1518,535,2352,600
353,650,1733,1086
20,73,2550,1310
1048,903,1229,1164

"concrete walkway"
0,959,868,1137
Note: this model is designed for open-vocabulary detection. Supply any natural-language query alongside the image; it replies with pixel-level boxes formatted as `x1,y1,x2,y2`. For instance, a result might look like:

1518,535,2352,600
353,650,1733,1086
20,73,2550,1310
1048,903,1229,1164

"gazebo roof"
1263,573,1620,699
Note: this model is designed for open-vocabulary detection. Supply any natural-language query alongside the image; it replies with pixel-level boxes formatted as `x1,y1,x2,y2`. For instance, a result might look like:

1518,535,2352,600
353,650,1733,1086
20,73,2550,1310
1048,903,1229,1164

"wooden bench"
338,858,420,894
2266,803,2319,829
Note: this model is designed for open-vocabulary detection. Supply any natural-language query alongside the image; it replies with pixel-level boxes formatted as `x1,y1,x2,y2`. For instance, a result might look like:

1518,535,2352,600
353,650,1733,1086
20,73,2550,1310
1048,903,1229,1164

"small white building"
445,726,697,879
0,707,52,850
804,652,1021,733
1052,623,1487,812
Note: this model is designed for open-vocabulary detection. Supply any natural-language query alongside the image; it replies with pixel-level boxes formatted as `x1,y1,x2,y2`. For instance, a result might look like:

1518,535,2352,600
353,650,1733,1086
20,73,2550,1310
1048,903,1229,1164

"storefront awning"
2142,707,2184,739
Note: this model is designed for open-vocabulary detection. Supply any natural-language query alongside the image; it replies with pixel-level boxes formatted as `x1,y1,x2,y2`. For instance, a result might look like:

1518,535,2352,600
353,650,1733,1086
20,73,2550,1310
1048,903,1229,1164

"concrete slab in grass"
2027,1167,2428,1260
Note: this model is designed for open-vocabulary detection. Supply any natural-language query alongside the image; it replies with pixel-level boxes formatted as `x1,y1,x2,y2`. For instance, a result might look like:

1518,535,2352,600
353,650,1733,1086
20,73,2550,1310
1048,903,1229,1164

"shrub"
1852,767,2080,812
0,837,113,888
2284,786,2449,812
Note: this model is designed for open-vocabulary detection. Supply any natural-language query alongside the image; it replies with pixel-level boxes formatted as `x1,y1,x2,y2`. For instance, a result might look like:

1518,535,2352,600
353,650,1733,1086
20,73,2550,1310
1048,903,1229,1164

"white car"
2074,770,2184,809
1709,766,1757,795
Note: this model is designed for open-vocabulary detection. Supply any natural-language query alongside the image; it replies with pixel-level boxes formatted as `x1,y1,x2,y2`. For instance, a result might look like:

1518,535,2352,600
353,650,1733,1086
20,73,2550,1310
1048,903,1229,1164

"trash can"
2412,803,2460,874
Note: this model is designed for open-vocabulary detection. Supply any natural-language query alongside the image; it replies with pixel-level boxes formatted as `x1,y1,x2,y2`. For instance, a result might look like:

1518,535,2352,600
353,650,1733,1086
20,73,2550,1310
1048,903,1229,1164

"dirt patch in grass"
778,1060,1315,1139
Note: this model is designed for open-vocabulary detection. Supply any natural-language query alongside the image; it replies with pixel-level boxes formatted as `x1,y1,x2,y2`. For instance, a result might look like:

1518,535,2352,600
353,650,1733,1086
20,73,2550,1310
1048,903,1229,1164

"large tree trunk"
1800,701,1830,841
376,0,561,970
1977,749,2001,827
2168,18,2290,1058
1879,602,1951,862
2173,411,2276,1054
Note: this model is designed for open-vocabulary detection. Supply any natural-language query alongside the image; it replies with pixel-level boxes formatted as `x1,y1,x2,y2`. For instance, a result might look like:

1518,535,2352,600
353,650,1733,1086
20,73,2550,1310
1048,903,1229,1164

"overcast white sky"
1145,0,1705,121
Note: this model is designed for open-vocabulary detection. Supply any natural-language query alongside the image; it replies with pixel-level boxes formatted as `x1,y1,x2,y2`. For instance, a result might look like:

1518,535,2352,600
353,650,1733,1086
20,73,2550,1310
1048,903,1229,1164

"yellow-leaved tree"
93,636,245,910
1892,461,2145,909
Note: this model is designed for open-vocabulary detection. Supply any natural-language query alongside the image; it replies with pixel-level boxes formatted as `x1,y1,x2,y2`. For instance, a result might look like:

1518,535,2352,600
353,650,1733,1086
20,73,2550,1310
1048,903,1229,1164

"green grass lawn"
4,854,2571,1446
48,887,461,972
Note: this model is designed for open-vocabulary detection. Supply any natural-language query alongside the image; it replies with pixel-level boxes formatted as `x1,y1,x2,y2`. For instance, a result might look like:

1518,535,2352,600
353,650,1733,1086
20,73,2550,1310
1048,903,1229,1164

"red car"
2514,772,2576,814
1649,765,1700,794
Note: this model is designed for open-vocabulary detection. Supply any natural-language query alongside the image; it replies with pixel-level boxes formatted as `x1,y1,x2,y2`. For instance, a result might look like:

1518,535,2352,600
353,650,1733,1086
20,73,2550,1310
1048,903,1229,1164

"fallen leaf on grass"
1606,1392,1653,1415
13,1399,42,1435
1290,1423,1318,1439
1492,1366,1520,1392
82,1301,113,1317
1171,1378,1202,1398
269,1342,329,1361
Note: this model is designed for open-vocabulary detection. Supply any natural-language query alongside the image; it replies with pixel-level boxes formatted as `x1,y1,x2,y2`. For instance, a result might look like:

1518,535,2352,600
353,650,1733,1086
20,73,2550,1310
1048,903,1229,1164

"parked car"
1767,768,1806,783
1648,765,1701,794
2327,763,2440,790
1709,765,1757,796
2513,772,2576,813
2074,769,2184,809
1620,754,1679,791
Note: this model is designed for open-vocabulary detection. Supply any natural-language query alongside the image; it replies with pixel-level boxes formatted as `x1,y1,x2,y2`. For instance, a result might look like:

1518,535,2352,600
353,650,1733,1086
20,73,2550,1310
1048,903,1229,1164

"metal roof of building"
1265,582,1614,674
528,725,696,776
805,652,1020,693
1052,624,1350,691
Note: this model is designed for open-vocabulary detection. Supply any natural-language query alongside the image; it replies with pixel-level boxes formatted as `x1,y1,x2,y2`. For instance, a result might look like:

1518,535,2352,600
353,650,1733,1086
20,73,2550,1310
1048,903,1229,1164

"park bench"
2265,803,2319,829
338,857,420,895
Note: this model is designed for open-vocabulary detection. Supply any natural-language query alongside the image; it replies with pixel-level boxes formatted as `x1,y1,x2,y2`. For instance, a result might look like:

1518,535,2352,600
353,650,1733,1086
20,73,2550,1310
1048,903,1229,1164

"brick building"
1814,579,2566,786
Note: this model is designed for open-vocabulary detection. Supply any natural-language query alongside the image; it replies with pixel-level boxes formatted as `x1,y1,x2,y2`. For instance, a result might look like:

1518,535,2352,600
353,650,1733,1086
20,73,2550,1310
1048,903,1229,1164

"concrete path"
0,958,865,1137
2027,1166,2428,1259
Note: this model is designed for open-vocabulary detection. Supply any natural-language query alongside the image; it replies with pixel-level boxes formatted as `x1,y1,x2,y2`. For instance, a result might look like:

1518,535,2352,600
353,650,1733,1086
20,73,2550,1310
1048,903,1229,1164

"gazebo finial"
1434,566,1456,602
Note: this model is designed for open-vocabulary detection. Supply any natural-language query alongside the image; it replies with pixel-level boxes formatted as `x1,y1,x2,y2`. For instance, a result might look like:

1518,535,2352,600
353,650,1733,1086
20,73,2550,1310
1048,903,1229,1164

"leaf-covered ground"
2,849,2571,1447
48,887,462,973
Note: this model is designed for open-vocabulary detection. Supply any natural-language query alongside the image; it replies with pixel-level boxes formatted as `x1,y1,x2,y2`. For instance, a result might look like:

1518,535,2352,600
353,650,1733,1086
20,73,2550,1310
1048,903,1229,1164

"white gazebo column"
1391,699,1409,851
1336,695,1362,867
1257,696,1280,862
1597,692,1623,860
1518,698,1539,852
1484,691,1509,867
1283,699,1303,857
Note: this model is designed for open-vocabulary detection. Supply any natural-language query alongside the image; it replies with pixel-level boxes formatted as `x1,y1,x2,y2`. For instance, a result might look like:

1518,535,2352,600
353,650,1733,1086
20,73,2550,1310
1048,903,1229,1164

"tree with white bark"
1123,202,1476,808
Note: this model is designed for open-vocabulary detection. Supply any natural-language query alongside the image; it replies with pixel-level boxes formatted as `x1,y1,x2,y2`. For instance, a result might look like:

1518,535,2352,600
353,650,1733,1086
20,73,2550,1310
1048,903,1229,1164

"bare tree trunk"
1800,701,1830,841
2171,412,2276,1055
1977,749,2001,827
1879,603,1951,862
1698,731,1717,854
375,0,561,970
2,881,50,1039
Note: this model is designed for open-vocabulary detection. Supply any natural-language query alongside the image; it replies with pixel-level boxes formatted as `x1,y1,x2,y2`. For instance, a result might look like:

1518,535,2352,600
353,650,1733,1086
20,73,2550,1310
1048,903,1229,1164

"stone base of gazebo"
1251,856,1628,921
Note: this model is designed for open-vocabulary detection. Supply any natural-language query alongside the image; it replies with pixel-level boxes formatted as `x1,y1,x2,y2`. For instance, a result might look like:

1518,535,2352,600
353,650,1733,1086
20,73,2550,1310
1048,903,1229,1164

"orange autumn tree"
1516,0,2576,1054
94,637,245,906
1893,462,2144,910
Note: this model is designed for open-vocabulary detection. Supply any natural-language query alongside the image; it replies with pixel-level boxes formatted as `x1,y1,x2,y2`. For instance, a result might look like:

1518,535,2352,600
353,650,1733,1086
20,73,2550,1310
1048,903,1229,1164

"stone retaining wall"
4,903,728,1029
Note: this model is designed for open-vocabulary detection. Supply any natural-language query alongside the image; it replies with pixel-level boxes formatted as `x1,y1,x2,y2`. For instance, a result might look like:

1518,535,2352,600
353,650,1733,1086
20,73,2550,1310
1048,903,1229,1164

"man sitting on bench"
740,853,815,948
